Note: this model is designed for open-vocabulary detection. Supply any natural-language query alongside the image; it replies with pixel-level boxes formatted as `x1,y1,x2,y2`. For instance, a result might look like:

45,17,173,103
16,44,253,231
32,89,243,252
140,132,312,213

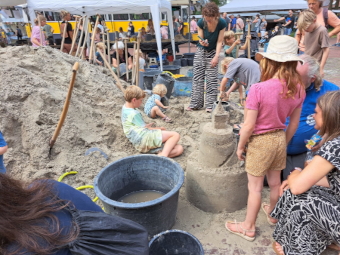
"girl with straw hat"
225,35,306,242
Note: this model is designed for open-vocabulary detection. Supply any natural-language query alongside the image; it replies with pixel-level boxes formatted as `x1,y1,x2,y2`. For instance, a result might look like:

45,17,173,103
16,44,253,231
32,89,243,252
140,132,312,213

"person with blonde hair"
272,91,340,255
223,30,250,58
144,84,171,123
121,86,183,157
225,36,305,242
31,15,47,47
95,42,106,66
282,54,339,181
60,10,77,54
219,57,260,106
297,9,330,77
134,49,146,71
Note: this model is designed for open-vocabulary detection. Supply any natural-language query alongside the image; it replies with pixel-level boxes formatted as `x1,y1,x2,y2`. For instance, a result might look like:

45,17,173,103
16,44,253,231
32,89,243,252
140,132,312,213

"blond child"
95,42,106,66
94,27,102,44
144,84,172,123
121,85,183,157
223,30,250,58
297,9,330,77
220,57,243,105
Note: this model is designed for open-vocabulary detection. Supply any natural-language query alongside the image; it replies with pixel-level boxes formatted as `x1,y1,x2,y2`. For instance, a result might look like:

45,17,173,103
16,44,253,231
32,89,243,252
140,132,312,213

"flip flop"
206,108,212,113
272,241,285,255
225,220,255,242
261,203,276,226
162,116,173,123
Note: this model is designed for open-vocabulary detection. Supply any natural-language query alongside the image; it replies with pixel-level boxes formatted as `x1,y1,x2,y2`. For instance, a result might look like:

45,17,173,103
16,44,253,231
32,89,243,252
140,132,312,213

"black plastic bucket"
173,59,181,66
181,58,188,67
162,65,181,75
187,58,194,66
183,53,195,59
212,101,230,111
175,54,183,59
149,230,204,255
143,70,162,90
158,59,169,66
153,73,175,99
93,155,185,237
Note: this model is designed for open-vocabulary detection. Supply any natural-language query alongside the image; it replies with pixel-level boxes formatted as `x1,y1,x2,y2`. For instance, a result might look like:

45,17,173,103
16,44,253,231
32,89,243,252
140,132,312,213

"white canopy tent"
26,0,175,71
0,0,27,6
220,0,308,13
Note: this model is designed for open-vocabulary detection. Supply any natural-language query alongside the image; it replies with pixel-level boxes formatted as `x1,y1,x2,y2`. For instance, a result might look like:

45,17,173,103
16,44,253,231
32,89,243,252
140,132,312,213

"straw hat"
255,35,303,63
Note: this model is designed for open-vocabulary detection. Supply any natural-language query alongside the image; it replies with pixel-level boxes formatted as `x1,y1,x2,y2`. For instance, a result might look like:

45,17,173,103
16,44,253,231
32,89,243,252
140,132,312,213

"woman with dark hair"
187,2,226,112
0,175,149,255
271,91,340,255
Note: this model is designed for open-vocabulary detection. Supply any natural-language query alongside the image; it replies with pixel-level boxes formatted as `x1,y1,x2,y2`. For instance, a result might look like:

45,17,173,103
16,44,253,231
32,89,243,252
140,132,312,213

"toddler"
121,85,183,157
144,84,172,123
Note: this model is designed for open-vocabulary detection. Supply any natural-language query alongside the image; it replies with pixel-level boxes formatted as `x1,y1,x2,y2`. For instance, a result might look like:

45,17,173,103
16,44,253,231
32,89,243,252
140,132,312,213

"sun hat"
255,35,304,64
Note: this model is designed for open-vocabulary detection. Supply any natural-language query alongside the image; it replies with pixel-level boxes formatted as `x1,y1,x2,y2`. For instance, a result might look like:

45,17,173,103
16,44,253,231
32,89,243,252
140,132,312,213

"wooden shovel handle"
50,62,79,148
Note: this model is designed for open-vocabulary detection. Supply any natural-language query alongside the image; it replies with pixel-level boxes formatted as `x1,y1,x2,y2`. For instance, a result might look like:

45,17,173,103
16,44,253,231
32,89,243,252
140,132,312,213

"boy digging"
297,9,330,77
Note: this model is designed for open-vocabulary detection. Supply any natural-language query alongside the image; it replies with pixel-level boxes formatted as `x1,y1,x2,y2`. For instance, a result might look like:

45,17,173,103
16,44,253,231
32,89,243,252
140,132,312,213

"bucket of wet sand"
94,155,185,237
149,229,204,255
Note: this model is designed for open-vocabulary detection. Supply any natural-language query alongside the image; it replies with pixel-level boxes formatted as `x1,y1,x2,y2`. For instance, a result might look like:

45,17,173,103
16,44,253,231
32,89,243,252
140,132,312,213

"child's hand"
246,35,251,40
163,106,169,109
237,146,246,161
234,39,241,45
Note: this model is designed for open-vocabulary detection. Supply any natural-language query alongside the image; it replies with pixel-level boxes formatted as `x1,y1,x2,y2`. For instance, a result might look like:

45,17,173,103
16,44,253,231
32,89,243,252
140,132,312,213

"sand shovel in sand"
49,62,79,157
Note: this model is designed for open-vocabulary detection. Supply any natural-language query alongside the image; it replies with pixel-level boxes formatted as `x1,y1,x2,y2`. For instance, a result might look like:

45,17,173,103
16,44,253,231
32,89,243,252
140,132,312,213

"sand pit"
0,46,336,255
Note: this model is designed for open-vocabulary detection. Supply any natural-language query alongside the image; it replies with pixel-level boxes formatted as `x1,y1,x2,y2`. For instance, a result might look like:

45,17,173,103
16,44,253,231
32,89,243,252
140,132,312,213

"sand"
0,46,337,255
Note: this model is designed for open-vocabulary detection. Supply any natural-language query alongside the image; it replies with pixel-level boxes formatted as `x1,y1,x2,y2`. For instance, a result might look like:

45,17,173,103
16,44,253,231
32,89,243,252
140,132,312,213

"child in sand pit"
225,36,305,241
95,42,106,66
144,84,172,123
223,31,250,58
121,86,183,157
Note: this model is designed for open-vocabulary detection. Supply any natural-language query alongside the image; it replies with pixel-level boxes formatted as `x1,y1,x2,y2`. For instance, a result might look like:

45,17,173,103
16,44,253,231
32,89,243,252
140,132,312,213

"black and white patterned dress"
271,136,340,255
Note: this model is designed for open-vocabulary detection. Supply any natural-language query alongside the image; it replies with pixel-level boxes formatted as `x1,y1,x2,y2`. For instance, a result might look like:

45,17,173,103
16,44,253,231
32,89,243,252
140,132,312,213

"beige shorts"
245,130,286,177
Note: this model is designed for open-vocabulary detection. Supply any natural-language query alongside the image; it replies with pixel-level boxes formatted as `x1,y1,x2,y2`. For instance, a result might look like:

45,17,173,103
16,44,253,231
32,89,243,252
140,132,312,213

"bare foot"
273,242,285,255
225,221,255,238
263,204,278,224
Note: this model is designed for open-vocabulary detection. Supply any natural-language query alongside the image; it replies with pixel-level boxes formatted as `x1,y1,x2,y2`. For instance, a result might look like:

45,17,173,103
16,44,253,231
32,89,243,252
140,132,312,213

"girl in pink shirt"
225,36,306,242
31,15,47,47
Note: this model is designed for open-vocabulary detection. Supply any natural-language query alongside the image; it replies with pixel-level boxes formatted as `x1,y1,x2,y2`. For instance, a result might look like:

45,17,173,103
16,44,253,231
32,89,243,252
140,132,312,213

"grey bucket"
212,101,230,111
93,155,185,237
173,59,181,66
153,73,175,99
149,229,204,255
162,65,181,75
181,58,188,67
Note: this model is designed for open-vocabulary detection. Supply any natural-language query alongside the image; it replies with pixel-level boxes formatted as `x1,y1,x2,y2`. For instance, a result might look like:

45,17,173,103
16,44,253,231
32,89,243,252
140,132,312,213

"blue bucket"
187,68,193,77
173,77,192,97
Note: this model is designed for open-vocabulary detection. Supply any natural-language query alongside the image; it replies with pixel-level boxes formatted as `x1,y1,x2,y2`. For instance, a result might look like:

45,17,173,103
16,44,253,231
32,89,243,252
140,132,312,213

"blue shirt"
0,131,7,173
232,17,237,26
286,80,339,155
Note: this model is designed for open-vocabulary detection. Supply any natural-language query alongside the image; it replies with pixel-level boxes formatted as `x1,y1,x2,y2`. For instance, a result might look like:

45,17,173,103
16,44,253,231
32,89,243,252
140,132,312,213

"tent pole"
115,40,120,77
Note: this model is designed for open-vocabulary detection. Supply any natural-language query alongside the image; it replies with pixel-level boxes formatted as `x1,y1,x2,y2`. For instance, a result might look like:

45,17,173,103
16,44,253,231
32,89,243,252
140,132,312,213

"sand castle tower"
185,102,248,213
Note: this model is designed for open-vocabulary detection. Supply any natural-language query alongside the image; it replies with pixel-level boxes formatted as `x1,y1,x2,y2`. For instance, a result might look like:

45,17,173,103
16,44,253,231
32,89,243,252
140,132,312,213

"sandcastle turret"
185,102,248,213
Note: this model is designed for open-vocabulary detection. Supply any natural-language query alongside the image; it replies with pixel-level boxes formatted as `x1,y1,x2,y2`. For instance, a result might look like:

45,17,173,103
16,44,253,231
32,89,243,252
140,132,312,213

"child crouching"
144,84,173,123
121,85,183,158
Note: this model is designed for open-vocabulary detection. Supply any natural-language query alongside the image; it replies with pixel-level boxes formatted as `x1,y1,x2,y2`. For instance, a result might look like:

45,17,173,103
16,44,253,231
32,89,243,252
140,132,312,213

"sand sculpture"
185,102,248,213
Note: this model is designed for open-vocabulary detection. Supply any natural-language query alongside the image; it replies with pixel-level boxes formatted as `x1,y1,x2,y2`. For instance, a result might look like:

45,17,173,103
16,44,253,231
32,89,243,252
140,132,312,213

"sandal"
233,124,242,131
225,220,255,242
206,108,212,113
162,116,173,123
261,203,277,226
272,242,285,255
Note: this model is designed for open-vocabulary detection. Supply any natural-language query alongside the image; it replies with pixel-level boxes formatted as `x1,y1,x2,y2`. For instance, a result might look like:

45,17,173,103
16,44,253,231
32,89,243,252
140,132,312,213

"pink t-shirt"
31,26,46,47
246,79,305,134
190,20,198,33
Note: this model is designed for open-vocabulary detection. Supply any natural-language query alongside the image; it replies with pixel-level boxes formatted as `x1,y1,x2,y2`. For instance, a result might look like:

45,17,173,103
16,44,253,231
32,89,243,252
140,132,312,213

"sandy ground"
1,43,340,255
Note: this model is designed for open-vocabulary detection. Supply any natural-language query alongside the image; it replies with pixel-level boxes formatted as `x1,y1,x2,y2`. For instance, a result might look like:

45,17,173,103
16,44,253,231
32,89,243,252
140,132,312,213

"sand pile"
0,46,135,186
0,46,201,187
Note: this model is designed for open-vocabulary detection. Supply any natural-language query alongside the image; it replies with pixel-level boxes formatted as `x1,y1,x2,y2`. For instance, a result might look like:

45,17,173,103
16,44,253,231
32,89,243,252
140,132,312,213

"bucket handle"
162,71,174,77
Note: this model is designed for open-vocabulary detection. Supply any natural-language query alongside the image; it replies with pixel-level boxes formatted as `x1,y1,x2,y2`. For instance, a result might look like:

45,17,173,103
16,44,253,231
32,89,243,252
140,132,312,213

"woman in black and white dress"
271,91,340,255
